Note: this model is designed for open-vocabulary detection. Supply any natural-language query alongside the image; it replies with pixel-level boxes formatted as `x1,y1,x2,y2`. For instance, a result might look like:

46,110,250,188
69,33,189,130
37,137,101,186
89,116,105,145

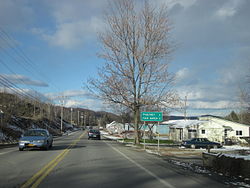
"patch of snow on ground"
102,134,122,140
221,153,250,161
168,159,210,174
146,149,160,156
221,145,250,150
230,181,250,188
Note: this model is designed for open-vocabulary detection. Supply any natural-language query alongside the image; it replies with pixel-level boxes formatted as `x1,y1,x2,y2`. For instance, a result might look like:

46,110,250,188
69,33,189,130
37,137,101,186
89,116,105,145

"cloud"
45,89,92,99
214,0,243,19
45,89,109,111
218,48,250,87
64,98,105,111
177,83,237,102
0,0,34,30
153,0,197,10
38,17,103,49
188,100,238,110
175,67,199,85
175,68,190,81
0,74,48,87
31,1,106,49
168,0,250,48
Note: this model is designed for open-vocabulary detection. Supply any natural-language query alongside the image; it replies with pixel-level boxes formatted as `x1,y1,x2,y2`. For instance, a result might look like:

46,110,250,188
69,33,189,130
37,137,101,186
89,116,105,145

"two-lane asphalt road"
0,131,227,188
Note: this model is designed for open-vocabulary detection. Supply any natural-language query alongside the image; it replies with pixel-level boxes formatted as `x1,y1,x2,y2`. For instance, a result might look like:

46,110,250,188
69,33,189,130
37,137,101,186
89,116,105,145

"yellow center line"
31,149,70,188
21,132,85,188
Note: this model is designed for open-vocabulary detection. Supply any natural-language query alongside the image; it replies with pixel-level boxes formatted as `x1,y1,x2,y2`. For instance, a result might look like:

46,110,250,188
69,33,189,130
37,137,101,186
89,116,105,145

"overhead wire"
0,28,61,93
0,50,45,101
0,28,61,103
0,74,40,101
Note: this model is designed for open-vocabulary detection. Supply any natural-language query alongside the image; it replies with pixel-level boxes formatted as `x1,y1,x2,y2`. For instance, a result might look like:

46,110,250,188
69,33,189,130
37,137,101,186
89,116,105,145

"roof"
162,119,207,129
199,115,250,127
106,121,123,128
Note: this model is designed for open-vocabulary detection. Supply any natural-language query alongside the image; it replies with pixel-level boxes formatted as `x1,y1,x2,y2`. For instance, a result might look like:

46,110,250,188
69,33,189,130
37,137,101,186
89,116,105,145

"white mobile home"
168,116,250,143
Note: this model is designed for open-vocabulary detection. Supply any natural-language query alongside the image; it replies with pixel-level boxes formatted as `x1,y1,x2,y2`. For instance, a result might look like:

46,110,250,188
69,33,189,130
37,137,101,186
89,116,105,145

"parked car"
181,138,222,149
88,129,101,140
19,129,53,151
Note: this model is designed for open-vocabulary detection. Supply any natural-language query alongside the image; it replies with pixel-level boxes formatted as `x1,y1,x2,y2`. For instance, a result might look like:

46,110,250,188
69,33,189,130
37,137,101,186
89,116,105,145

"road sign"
140,112,163,122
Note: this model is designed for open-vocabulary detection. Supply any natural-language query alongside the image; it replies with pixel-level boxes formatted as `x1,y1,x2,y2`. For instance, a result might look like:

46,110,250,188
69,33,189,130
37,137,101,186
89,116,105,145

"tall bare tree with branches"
239,73,250,124
89,0,178,144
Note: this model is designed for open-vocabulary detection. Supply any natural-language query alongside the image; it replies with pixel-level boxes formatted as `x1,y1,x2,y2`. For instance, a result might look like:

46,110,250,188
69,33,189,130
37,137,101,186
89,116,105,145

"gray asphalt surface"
0,130,228,188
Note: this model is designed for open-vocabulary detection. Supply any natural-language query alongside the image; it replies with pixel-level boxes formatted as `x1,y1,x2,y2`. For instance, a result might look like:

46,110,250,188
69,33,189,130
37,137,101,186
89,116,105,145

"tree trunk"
134,106,140,145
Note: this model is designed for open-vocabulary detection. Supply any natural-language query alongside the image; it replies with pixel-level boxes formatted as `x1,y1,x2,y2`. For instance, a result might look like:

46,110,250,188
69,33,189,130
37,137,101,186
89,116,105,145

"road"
0,130,228,188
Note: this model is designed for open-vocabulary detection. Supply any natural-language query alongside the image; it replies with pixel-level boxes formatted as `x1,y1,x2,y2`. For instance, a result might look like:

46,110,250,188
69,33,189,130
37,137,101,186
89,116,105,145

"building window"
224,129,228,137
236,130,242,136
201,130,205,134
188,129,197,133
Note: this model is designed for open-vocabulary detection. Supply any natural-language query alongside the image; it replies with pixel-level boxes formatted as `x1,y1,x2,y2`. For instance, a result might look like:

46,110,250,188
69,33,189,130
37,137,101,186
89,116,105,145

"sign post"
140,112,163,152
143,122,146,150
157,122,160,152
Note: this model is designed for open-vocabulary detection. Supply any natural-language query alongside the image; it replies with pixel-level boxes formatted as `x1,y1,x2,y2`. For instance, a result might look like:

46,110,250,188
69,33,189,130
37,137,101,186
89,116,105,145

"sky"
0,0,249,116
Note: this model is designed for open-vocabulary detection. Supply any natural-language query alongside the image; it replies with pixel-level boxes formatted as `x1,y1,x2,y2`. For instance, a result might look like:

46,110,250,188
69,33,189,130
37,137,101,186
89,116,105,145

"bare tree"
89,0,178,144
239,74,250,124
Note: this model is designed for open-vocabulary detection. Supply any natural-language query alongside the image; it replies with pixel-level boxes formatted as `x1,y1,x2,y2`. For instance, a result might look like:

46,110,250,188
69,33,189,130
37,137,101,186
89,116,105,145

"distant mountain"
200,114,222,119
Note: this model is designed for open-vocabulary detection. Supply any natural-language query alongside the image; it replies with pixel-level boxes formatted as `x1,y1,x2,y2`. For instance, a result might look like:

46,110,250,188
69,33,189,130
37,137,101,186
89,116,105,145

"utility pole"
78,110,80,126
80,113,84,127
47,103,51,121
70,108,73,125
59,97,65,134
84,112,87,129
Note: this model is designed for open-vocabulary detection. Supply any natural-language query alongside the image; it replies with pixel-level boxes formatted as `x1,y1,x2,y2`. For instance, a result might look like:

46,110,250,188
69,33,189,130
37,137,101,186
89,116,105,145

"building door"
179,129,183,141
188,129,197,139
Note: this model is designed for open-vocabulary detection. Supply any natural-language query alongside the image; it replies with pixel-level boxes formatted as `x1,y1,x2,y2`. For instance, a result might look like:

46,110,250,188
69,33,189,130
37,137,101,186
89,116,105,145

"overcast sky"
0,0,249,116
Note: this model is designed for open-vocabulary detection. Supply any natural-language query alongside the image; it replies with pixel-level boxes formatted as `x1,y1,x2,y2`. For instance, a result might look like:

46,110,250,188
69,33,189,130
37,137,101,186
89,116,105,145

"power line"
0,58,48,102
0,75,40,101
0,28,61,93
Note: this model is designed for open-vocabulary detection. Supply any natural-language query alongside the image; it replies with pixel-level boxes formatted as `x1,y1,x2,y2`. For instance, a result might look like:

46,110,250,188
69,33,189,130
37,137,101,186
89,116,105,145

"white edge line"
0,150,15,155
104,141,175,188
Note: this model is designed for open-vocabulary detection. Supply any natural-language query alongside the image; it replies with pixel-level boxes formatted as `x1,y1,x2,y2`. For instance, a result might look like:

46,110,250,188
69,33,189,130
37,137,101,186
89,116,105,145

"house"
106,121,124,134
167,116,250,144
168,119,207,142
199,116,250,143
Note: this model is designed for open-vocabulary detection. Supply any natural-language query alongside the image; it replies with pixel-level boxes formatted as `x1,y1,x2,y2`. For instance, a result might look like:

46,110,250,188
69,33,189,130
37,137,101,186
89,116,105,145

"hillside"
0,92,120,142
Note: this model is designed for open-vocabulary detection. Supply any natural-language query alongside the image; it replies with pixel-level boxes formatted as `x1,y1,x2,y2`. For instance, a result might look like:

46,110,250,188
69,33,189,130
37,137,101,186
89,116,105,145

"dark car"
19,129,53,151
88,129,101,140
181,138,222,149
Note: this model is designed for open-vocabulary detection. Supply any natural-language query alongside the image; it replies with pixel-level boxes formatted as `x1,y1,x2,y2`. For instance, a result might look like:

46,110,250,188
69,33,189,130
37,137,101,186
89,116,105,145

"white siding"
168,117,250,143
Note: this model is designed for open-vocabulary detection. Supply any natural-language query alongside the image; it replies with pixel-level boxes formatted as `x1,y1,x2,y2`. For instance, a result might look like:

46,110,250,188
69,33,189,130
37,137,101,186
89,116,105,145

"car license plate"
28,144,35,147
93,135,96,137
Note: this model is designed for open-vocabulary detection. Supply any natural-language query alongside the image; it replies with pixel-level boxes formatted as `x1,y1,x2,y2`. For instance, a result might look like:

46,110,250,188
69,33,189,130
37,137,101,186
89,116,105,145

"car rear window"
89,130,100,133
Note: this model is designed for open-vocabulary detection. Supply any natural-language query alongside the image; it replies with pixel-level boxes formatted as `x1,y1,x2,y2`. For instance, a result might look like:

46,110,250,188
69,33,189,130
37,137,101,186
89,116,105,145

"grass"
123,139,174,144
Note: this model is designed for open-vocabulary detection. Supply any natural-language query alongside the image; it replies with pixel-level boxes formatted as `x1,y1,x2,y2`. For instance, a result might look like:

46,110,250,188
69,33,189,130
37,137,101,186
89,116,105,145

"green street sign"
140,112,163,122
